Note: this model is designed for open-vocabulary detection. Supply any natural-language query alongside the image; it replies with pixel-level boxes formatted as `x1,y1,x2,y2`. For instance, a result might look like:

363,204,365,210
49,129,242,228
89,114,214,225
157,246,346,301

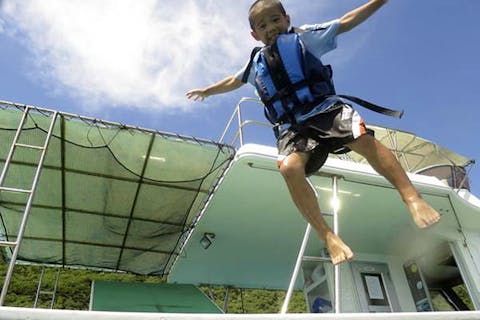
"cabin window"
360,273,390,307
430,285,474,311
416,165,470,190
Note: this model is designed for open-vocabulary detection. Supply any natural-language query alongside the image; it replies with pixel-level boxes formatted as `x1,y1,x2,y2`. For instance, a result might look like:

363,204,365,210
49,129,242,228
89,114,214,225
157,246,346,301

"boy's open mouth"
269,34,279,43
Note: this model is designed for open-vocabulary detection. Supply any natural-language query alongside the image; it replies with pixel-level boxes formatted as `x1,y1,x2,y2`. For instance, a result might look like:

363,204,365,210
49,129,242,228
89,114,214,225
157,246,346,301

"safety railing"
219,97,273,147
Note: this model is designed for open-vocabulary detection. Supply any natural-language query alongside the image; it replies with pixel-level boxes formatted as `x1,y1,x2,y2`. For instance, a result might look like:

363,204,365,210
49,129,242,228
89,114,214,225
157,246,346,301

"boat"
0,98,479,319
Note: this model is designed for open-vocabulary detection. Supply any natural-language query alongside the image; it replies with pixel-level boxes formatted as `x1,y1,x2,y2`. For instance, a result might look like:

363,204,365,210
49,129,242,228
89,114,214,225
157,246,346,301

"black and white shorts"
276,104,371,176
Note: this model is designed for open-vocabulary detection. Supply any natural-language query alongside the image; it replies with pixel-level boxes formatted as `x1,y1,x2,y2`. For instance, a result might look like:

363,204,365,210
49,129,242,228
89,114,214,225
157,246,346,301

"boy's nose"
266,28,278,38
266,24,277,33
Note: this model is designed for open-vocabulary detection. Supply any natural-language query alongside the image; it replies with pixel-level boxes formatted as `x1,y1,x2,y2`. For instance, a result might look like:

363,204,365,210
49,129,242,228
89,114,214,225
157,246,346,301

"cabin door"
351,261,400,313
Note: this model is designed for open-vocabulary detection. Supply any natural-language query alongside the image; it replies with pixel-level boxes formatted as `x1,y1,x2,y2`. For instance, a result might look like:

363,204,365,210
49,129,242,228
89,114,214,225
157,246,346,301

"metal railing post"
236,102,244,147
281,177,342,314
332,175,341,314
218,97,269,147
218,103,240,144
280,224,312,314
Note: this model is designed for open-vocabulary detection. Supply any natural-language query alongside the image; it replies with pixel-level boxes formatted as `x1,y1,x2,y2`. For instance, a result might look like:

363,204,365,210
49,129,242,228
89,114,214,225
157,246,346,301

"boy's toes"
331,249,354,265
325,232,354,265
406,197,441,228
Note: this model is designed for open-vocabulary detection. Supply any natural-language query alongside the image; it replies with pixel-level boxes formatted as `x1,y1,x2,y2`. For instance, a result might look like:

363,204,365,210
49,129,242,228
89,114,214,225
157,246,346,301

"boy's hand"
185,76,243,101
338,0,388,34
186,89,208,101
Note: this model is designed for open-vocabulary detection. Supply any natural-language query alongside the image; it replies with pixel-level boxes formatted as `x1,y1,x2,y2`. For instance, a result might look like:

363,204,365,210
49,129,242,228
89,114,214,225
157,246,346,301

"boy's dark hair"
248,0,286,29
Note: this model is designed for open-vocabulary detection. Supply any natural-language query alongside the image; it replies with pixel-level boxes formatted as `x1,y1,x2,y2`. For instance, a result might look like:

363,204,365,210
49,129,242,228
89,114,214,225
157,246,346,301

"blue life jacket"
254,32,335,124
242,31,403,125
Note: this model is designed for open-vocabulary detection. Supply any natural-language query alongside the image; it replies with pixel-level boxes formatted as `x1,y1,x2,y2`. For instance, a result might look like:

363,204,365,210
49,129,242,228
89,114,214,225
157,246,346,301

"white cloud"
2,0,367,113
3,0,255,111
0,0,4,34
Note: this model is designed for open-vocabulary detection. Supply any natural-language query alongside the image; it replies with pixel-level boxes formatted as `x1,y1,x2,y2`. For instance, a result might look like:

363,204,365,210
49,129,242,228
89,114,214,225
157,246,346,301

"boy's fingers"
185,90,206,102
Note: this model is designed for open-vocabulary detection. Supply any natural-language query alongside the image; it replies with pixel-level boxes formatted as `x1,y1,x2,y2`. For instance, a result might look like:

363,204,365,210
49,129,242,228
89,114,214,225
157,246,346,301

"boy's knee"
278,156,306,179
349,134,383,157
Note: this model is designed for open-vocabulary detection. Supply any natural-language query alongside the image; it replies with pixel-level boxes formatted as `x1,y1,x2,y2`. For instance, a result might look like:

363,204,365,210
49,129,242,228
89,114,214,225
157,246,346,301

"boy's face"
250,3,290,46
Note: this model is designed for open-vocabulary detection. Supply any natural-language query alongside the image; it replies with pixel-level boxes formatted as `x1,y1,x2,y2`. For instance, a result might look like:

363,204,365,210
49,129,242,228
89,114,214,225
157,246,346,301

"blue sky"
0,0,479,195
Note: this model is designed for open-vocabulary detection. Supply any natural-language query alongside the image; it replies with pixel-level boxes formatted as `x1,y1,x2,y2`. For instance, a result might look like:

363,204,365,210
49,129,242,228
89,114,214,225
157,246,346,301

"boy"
186,0,440,265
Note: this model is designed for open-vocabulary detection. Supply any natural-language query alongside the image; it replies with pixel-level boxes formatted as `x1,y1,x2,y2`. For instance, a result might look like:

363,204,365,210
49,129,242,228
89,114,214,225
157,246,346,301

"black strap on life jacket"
336,95,404,119
241,47,262,84
261,42,303,124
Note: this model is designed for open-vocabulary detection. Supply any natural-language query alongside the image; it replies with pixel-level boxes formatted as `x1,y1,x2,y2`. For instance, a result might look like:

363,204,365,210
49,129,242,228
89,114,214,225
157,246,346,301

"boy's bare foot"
325,232,354,265
405,196,441,228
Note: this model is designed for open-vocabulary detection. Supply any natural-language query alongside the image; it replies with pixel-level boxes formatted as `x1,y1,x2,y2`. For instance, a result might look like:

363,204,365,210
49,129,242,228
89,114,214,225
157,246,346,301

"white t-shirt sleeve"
299,19,340,59
234,60,248,81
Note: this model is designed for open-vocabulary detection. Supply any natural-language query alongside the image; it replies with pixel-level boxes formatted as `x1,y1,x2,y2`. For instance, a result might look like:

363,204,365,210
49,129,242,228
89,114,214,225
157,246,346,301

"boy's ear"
250,30,260,41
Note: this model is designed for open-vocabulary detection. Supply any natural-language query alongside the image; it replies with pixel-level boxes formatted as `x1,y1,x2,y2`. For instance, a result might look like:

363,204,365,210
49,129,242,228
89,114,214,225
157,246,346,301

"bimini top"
337,124,472,174
0,100,235,275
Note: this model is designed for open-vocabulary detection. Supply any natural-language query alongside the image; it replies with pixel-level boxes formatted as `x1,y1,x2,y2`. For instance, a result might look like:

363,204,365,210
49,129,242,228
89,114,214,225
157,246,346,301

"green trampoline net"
0,101,235,275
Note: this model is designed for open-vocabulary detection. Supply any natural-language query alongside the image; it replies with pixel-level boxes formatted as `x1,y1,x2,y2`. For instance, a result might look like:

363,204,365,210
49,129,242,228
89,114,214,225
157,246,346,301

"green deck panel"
90,281,223,313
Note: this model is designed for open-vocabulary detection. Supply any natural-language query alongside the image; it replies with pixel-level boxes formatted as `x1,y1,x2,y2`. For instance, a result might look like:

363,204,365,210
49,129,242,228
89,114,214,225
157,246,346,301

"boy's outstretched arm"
338,0,388,34
186,76,244,101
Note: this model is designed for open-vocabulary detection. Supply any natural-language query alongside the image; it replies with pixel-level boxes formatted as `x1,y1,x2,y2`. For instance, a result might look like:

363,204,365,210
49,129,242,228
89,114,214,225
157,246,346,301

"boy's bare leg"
347,134,440,228
279,152,354,265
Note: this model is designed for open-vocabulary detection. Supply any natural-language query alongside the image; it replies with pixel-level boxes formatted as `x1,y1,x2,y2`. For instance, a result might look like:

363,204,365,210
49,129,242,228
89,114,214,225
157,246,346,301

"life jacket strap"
262,42,301,125
264,79,309,104
336,95,404,119
241,47,262,84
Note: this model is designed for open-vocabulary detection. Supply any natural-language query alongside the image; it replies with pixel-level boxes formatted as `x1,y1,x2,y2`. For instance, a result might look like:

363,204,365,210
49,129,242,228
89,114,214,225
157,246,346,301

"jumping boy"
186,0,440,265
